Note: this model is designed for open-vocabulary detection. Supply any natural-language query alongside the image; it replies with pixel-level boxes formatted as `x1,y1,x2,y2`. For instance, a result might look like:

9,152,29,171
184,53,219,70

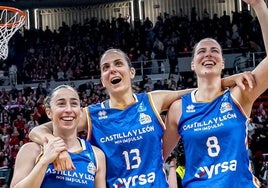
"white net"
0,7,25,60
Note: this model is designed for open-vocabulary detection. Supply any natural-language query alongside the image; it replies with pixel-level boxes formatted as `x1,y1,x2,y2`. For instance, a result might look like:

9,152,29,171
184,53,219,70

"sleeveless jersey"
41,138,97,188
88,93,169,188
179,89,260,188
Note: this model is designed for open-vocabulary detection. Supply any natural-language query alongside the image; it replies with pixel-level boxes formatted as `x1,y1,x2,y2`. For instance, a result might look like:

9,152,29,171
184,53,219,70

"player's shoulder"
17,142,41,157
171,99,182,109
92,145,105,160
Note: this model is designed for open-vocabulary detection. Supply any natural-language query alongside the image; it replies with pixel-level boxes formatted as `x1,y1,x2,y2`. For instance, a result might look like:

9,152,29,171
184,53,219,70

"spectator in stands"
45,82,52,94
26,115,39,132
0,88,9,103
166,45,178,74
163,0,268,187
30,107,41,123
250,122,268,178
30,48,255,187
256,102,267,123
177,74,187,89
10,85,106,188
143,50,152,75
35,83,47,100
65,67,74,80
15,91,25,105
8,84,18,99
56,67,65,80
154,79,164,90
139,74,149,88
12,114,26,141
143,17,153,30
143,77,154,91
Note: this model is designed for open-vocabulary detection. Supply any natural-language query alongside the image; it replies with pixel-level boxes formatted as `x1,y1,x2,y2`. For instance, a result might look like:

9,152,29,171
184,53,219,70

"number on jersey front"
123,149,141,170
206,136,220,157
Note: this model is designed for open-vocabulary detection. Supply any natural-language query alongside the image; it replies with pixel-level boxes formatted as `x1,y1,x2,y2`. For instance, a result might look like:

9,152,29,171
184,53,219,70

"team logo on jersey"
194,167,206,178
113,179,124,188
98,110,108,120
186,104,195,113
220,102,232,113
138,102,147,112
87,161,97,175
139,113,152,125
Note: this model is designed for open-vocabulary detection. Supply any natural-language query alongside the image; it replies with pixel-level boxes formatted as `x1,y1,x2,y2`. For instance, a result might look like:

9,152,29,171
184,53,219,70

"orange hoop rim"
0,6,26,27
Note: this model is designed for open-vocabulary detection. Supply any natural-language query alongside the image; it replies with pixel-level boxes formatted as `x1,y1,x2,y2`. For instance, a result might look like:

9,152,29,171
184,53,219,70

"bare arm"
221,71,255,90
247,0,268,98
232,0,268,115
250,0,268,53
162,100,182,160
29,121,54,145
10,143,45,188
150,71,255,114
149,89,193,114
167,158,178,188
93,146,107,188
10,138,66,188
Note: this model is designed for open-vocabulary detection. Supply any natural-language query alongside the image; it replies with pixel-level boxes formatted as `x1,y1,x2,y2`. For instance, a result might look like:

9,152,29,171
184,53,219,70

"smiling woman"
99,49,136,104
10,85,106,188
163,0,268,187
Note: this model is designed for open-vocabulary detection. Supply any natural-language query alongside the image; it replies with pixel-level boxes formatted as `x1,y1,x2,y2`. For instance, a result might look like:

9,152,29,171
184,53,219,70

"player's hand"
235,71,255,90
53,150,76,171
42,137,67,165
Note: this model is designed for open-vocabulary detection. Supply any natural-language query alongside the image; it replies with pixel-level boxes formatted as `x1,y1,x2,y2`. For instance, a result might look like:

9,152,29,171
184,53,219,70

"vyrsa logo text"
113,172,155,188
195,160,237,179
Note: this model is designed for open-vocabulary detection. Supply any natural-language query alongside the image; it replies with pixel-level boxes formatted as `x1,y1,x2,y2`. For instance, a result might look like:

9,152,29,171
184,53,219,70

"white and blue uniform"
88,93,169,188
41,138,97,188
179,89,260,188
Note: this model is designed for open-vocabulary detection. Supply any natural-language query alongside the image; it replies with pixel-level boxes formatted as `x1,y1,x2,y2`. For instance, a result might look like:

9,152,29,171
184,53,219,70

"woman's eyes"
71,102,79,106
197,49,219,54
212,49,220,53
102,65,109,71
56,101,79,107
115,61,123,66
102,61,123,71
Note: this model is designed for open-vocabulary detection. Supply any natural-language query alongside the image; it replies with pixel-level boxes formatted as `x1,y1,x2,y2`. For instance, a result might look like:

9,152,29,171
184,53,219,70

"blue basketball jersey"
41,138,97,188
179,89,260,188
88,93,169,188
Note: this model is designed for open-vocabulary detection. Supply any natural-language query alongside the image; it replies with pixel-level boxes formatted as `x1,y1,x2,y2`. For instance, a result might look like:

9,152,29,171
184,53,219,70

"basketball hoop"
0,6,26,60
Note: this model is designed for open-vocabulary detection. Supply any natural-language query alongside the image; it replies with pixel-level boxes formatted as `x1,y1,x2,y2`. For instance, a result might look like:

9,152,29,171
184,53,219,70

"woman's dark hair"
100,48,132,68
191,38,223,59
44,85,76,108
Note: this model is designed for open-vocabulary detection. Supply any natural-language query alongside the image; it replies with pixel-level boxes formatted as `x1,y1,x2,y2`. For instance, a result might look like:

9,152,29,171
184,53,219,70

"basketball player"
163,0,268,187
10,85,106,188
29,48,255,187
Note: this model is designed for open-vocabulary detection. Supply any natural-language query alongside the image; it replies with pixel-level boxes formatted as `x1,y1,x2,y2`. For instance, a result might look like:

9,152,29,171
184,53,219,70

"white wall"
141,0,236,24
